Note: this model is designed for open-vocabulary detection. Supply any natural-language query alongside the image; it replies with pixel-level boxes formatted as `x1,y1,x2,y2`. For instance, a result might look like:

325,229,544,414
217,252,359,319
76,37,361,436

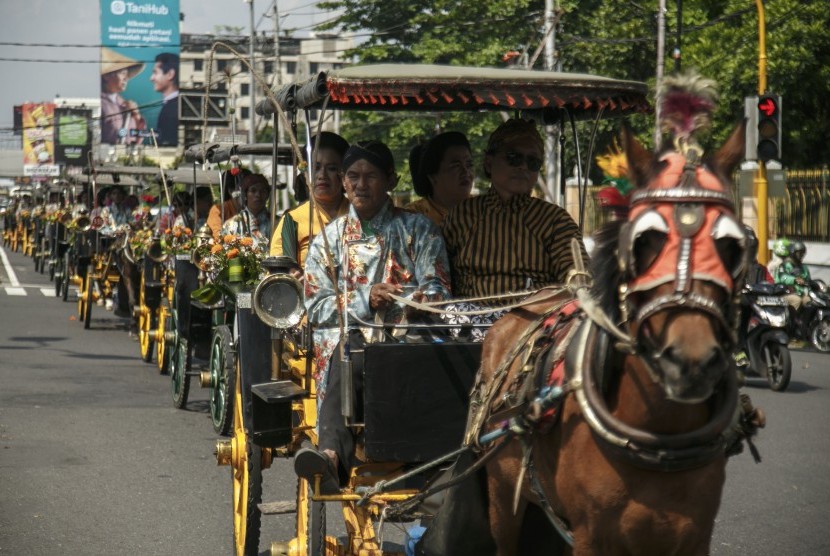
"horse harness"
617,148,746,376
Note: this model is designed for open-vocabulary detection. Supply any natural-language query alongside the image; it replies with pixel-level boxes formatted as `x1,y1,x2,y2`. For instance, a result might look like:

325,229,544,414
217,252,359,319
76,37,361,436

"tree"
313,0,829,181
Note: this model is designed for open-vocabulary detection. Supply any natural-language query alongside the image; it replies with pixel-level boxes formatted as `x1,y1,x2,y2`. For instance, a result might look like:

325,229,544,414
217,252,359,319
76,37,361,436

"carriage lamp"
191,224,214,280
252,274,305,329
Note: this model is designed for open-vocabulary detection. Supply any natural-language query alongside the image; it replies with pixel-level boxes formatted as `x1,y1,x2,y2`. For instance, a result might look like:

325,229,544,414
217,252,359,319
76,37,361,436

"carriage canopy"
256,64,650,120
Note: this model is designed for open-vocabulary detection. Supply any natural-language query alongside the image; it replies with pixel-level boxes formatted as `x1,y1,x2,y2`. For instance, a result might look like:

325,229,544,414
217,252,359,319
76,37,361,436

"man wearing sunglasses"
443,118,587,305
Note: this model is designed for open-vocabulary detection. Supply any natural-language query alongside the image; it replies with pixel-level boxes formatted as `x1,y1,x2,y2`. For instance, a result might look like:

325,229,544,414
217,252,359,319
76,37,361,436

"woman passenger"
405,131,474,226
270,132,351,277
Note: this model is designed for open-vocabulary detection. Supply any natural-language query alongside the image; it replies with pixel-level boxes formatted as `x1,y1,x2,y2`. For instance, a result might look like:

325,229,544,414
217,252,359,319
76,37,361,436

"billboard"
100,0,180,146
22,103,59,177
55,108,93,166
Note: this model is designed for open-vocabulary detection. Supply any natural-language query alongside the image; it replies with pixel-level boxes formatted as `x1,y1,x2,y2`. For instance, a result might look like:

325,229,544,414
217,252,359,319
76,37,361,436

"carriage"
189,63,719,556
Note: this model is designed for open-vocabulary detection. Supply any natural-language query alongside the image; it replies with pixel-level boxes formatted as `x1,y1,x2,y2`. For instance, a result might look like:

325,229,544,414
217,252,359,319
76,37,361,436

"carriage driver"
295,140,452,493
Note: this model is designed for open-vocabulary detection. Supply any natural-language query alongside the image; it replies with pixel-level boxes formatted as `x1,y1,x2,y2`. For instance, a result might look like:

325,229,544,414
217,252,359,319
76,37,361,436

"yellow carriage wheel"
231,366,263,556
156,303,170,374
137,280,156,363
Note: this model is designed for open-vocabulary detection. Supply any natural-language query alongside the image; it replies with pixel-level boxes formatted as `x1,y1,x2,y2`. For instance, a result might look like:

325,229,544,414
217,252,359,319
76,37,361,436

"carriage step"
258,501,296,515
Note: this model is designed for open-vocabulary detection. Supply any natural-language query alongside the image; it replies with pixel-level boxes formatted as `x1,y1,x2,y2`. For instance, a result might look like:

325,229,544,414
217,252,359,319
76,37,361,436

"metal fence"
775,167,830,241
579,167,830,242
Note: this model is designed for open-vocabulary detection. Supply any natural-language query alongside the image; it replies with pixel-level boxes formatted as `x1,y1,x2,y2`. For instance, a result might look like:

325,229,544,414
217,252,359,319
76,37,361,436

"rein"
570,319,738,471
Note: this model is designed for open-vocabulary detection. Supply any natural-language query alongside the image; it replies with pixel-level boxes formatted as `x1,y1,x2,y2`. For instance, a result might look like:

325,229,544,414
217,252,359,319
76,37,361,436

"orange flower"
239,237,253,247
226,248,239,259
223,234,236,244
173,229,181,238
164,228,171,235
211,244,223,254
184,227,192,235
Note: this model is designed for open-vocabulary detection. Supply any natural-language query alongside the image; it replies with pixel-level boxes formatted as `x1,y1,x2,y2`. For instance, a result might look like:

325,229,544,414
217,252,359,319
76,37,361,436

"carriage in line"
185,63,750,556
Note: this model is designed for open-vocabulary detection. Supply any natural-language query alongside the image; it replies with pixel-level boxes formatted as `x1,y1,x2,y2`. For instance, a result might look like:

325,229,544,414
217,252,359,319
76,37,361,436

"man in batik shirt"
297,140,451,493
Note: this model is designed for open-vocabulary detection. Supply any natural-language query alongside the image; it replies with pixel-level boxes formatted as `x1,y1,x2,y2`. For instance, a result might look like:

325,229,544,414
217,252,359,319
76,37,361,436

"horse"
466,111,751,553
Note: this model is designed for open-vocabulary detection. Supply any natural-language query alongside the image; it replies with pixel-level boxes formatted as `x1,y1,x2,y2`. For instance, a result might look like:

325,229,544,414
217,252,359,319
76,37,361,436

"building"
178,32,354,145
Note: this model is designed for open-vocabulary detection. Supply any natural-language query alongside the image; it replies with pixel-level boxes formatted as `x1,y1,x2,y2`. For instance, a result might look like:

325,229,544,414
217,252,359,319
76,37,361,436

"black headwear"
342,141,395,178
410,131,471,197
305,131,350,160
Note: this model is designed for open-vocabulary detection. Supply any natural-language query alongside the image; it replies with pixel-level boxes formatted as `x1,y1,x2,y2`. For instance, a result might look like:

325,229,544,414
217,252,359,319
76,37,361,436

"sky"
0,0,335,132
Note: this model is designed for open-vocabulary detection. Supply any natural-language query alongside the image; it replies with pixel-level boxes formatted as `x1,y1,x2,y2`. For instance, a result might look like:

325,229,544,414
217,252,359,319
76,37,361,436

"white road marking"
4,287,27,296
0,247,21,286
40,288,55,297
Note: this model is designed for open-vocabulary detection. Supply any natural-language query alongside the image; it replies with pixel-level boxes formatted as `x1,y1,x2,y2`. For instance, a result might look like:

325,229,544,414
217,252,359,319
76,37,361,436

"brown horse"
468,117,750,555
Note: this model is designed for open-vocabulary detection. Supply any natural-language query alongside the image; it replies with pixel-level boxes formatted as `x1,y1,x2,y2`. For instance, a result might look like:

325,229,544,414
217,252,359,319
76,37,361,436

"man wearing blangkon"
295,140,452,493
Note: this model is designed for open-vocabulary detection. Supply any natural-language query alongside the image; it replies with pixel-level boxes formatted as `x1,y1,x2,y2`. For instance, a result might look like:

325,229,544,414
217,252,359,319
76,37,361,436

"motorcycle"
801,280,830,352
740,282,792,391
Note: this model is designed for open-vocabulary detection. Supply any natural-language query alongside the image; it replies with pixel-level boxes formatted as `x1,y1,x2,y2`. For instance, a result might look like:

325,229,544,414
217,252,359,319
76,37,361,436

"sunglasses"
501,150,543,172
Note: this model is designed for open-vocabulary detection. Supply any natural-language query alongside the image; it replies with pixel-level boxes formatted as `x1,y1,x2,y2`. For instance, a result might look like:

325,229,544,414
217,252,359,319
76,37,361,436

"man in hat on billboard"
100,48,146,145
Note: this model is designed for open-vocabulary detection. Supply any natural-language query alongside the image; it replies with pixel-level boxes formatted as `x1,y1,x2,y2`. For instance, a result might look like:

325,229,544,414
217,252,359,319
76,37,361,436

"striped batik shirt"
442,186,587,299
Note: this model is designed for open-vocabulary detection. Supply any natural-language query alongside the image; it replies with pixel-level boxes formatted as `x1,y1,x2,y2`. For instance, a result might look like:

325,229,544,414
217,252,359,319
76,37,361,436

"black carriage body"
142,256,165,310
174,256,208,337
358,341,481,463
234,293,274,433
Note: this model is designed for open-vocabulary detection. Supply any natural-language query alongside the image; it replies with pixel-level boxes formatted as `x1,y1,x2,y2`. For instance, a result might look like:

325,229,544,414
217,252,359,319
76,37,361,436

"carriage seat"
355,340,482,463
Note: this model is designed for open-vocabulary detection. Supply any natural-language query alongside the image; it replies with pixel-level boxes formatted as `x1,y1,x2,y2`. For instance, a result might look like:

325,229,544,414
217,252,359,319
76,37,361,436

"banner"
55,108,93,166
100,0,180,146
22,103,59,177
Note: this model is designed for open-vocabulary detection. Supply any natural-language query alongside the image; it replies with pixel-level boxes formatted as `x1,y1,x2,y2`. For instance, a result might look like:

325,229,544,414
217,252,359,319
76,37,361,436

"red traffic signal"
756,94,781,162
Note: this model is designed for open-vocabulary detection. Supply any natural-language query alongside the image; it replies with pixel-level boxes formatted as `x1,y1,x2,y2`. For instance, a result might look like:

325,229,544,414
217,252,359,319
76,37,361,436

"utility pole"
655,0,667,147
246,0,256,160
544,0,561,205
272,0,289,212
754,0,770,264
674,0,682,72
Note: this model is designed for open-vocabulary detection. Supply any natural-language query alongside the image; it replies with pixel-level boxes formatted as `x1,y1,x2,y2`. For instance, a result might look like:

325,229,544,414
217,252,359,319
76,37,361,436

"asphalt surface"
1,242,829,555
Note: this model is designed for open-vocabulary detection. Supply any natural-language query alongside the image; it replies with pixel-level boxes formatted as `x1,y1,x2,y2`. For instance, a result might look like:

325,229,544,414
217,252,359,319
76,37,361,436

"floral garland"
192,233,266,302
198,233,265,284
129,229,154,259
47,207,72,223
160,225,194,255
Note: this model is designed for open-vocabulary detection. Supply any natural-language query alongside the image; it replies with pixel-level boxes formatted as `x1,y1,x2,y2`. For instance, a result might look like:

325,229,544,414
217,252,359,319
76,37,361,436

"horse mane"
589,218,625,322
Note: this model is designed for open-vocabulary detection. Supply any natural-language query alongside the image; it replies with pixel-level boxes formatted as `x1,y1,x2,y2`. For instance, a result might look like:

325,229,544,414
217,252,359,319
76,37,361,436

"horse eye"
629,210,669,275
633,230,668,275
711,215,746,277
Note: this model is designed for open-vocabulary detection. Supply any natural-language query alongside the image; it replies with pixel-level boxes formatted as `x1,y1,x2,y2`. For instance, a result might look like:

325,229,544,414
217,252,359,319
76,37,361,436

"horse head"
614,116,747,403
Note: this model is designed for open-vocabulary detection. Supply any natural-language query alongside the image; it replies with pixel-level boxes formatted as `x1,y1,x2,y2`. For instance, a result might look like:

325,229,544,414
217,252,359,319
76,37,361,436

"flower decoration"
595,141,633,195
47,207,72,223
195,233,265,287
128,229,153,259
160,225,194,255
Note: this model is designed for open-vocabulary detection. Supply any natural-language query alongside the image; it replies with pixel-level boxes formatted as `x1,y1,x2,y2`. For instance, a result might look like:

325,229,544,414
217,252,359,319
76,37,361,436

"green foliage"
315,0,828,173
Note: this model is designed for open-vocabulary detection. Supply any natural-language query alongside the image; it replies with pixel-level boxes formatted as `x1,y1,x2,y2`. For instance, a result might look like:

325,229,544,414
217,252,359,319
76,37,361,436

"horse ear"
712,120,746,178
621,124,653,189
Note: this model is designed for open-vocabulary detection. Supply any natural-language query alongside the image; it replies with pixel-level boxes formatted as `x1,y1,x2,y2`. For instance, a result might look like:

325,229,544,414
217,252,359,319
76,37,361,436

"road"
1,243,829,555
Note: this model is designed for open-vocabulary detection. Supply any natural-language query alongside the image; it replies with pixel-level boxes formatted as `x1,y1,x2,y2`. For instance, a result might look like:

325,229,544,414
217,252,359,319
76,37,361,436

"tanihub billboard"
100,0,180,146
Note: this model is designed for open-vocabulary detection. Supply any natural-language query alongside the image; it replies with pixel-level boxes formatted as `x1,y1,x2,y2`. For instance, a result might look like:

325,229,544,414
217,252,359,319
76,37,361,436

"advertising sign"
22,103,59,177
100,0,180,146
55,108,93,166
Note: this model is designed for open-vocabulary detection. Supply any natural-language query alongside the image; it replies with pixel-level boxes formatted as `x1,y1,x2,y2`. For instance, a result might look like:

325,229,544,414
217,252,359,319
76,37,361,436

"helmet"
772,238,791,258
791,240,806,263
743,225,759,261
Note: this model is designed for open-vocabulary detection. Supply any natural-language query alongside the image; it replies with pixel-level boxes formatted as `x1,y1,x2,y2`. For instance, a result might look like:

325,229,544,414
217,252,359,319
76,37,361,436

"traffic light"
756,94,782,162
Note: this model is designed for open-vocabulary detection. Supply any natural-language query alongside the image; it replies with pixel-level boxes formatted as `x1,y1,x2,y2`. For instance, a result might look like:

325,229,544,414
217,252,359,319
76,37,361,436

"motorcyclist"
775,239,811,312
735,225,773,367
